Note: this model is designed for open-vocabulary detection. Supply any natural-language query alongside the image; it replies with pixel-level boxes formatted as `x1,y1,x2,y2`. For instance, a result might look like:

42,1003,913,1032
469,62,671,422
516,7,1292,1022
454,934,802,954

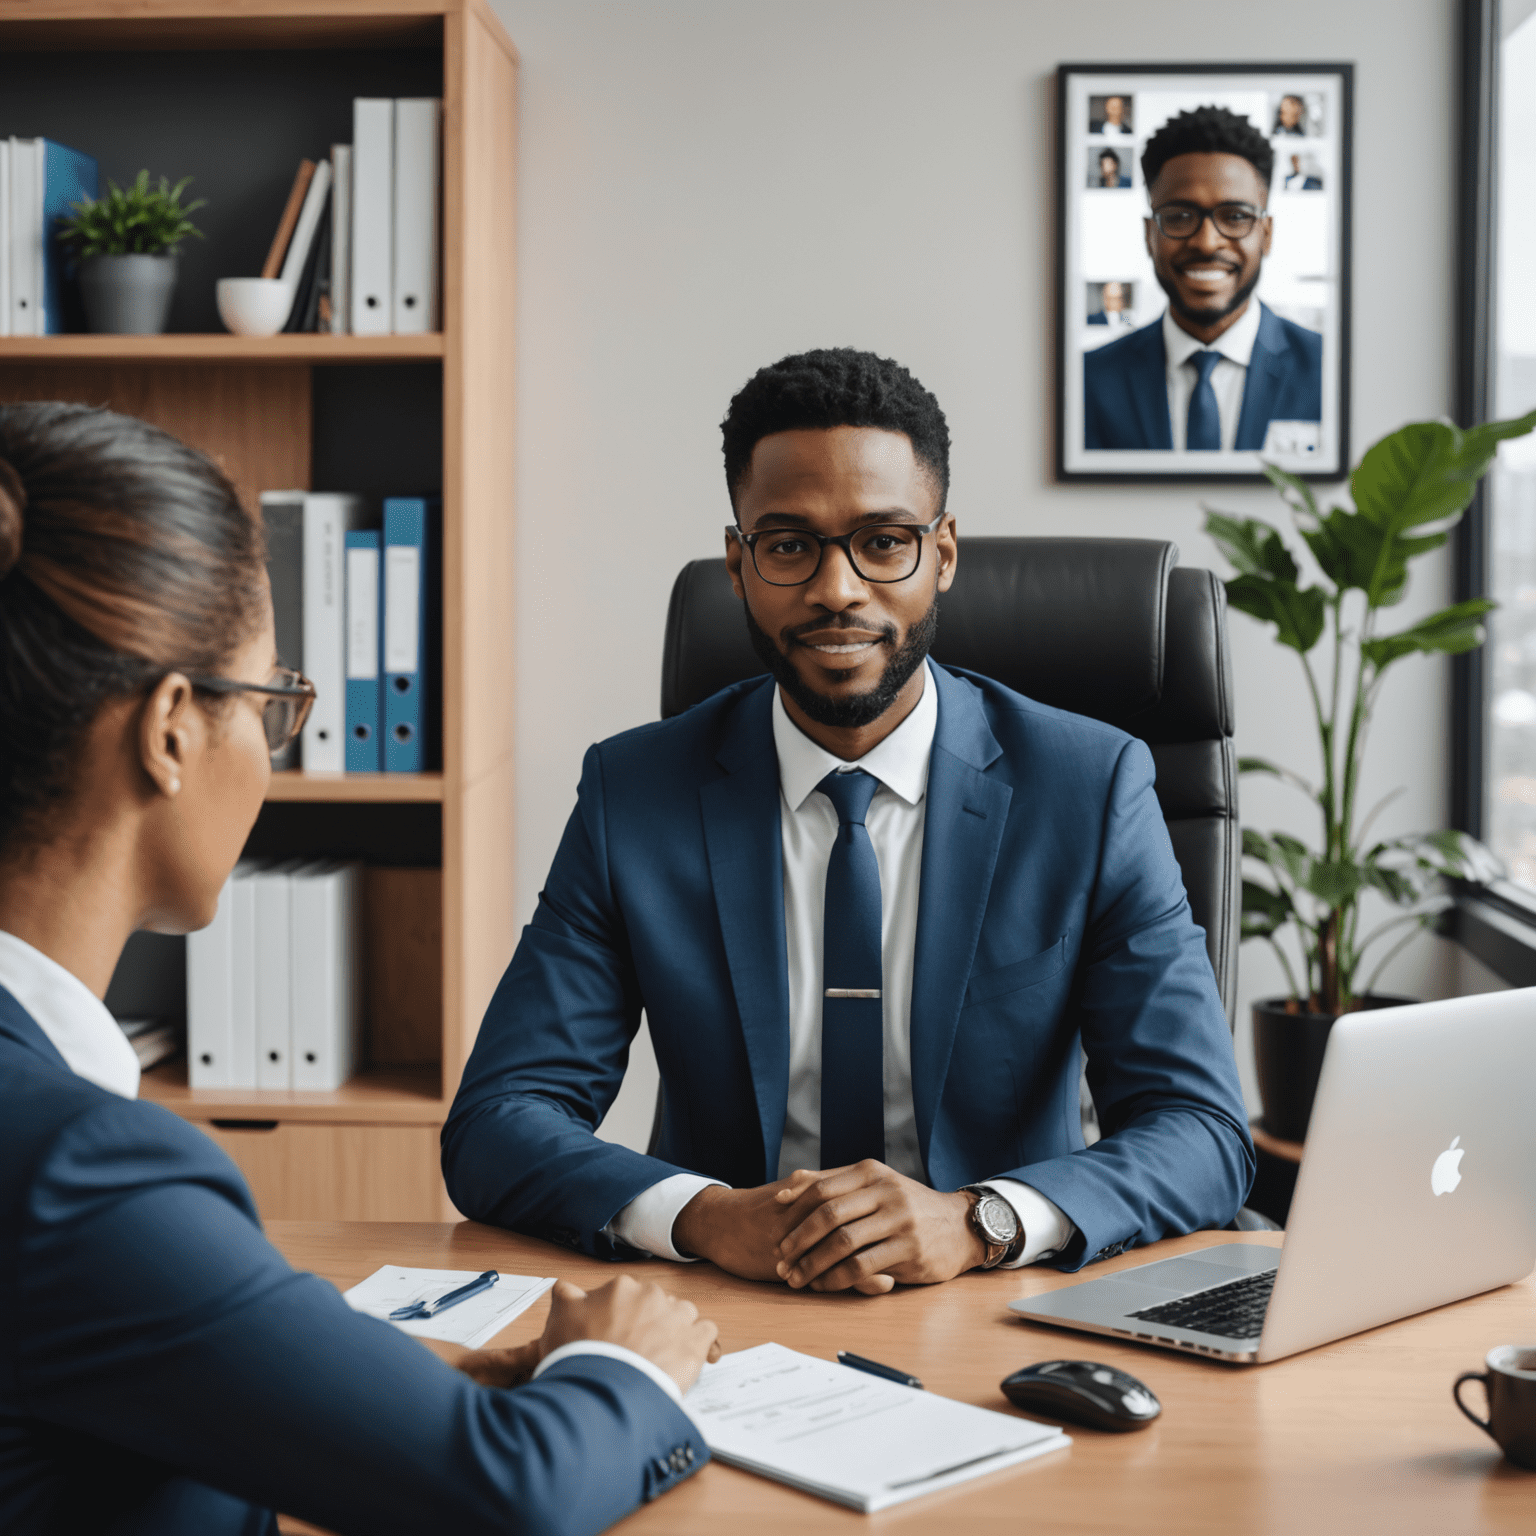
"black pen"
837,1350,924,1389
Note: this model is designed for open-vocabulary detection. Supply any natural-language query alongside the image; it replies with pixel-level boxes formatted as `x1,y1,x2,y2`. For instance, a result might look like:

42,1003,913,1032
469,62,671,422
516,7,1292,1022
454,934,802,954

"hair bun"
0,456,24,579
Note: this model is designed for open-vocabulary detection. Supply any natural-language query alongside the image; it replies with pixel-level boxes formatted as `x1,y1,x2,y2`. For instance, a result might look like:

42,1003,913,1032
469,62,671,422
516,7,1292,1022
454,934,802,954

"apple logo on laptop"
1431,1136,1465,1196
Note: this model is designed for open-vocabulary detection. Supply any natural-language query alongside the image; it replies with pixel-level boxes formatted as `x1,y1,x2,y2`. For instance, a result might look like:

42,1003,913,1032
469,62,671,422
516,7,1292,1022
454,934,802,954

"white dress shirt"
1162,301,1261,452
609,661,1075,1268
0,929,140,1098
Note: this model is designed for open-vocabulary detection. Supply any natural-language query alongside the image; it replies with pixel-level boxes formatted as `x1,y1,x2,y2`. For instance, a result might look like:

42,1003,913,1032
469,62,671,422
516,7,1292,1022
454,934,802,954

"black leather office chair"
660,536,1240,1022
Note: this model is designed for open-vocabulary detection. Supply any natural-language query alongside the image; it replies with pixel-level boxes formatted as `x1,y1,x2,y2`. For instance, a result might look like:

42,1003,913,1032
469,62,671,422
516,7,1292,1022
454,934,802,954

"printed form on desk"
343,1268,554,1349
685,1343,1069,1512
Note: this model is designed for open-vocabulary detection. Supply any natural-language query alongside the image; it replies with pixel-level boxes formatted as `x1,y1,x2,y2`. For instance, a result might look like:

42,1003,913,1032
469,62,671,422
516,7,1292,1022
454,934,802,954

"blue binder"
344,530,382,772
382,498,435,773
42,140,97,334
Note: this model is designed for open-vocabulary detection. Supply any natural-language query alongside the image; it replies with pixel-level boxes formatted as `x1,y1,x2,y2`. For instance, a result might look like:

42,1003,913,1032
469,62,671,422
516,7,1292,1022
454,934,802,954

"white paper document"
685,1343,1070,1512
343,1267,555,1349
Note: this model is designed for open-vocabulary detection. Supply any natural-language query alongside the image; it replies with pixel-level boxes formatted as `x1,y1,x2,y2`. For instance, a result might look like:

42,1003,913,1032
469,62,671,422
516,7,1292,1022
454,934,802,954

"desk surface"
269,1221,1536,1534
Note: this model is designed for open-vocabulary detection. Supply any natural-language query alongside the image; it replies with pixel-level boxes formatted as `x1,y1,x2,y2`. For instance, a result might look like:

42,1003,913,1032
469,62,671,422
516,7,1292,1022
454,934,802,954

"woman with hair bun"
0,403,715,1536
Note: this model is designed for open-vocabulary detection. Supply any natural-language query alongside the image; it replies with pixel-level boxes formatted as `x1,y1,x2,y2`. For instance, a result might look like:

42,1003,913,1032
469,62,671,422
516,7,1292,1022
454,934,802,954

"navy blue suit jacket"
0,988,705,1536
443,667,1253,1271
1083,301,1322,451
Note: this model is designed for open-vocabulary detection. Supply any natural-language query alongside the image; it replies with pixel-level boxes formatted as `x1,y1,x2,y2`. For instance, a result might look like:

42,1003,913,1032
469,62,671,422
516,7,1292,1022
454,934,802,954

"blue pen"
837,1350,924,1389
391,1269,500,1321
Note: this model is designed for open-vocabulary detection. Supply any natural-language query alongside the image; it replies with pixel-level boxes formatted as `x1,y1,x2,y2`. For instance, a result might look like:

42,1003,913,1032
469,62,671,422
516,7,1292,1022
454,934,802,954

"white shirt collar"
0,929,140,1098
771,658,938,812
1162,298,1262,372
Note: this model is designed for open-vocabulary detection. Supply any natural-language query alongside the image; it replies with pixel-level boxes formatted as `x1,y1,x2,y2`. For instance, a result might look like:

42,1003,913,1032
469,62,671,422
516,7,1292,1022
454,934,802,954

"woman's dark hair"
0,401,267,857
1140,105,1274,194
721,348,951,513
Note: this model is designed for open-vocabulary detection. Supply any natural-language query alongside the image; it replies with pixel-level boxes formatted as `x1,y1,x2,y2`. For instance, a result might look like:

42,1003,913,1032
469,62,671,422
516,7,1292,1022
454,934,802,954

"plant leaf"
1261,462,1320,522
1224,572,1327,653
1241,878,1294,938
1351,412,1536,536
1360,597,1496,671
1204,511,1299,581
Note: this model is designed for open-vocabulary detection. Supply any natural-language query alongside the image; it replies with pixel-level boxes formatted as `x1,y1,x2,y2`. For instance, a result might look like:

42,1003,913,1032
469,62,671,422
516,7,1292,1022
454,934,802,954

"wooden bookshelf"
0,0,519,1223
0,333,444,362
265,771,446,802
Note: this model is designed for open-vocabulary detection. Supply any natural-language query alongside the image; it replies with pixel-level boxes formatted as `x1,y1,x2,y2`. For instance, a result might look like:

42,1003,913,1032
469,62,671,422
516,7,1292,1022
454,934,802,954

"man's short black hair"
1099,149,1121,167
1140,105,1273,195
721,348,950,514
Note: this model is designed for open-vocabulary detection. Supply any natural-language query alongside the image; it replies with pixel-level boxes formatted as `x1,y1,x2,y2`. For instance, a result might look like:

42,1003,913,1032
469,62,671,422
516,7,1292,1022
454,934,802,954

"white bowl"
216,277,294,337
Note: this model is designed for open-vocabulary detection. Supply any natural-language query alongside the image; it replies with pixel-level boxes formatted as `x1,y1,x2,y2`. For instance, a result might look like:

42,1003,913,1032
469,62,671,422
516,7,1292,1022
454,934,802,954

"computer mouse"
1001,1359,1161,1432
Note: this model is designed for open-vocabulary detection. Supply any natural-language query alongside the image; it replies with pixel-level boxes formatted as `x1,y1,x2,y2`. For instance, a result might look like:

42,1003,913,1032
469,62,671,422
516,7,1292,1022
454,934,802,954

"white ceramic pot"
216,277,295,337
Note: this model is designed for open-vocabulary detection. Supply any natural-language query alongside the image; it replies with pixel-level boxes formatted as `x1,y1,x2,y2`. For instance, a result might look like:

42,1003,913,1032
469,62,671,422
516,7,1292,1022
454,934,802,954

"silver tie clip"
825,988,881,999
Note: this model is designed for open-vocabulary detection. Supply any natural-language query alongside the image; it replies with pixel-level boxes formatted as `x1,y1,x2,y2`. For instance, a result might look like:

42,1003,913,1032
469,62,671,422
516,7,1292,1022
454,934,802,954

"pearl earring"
168,776,181,795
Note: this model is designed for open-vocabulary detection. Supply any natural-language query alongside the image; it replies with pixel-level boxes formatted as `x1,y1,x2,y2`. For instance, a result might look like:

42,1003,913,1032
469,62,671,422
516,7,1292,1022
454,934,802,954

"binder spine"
391,98,441,333
254,867,293,1089
229,866,258,1089
291,863,361,1092
383,498,431,772
186,876,235,1088
300,493,369,773
345,531,382,772
351,98,394,335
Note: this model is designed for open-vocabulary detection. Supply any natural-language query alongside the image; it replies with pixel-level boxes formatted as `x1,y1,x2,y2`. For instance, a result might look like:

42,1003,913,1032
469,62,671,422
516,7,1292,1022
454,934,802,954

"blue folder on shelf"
42,139,97,334
344,529,382,772
382,498,436,773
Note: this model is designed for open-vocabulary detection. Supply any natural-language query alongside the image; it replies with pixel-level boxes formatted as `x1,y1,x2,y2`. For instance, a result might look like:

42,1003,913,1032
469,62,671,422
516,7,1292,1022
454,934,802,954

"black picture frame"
1055,62,1355,484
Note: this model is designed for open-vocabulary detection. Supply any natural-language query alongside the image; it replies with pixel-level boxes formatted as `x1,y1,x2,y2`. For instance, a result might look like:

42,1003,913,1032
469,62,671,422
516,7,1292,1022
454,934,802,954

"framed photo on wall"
1056,62,1354,483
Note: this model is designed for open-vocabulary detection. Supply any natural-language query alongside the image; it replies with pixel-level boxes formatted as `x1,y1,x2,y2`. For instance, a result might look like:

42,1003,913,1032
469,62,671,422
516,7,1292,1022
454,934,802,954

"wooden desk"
270,1221,1536,1534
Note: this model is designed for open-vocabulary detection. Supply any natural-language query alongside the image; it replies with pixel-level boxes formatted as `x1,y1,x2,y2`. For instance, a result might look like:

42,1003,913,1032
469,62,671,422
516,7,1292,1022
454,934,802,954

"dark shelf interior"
0,47,442,334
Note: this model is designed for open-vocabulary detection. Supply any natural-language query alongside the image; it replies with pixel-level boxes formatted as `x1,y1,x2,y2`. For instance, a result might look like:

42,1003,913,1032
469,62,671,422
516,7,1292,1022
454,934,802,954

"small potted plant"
1205,410,1535,1142
57,171,205,335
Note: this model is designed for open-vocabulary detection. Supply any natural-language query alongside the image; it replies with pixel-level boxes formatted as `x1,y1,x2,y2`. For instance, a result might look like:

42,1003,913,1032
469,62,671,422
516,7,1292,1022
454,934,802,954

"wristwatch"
960,1184,1024,1269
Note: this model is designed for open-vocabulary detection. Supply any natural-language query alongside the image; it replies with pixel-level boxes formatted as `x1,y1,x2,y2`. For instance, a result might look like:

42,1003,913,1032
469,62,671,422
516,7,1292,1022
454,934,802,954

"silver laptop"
1010,989,1536,1363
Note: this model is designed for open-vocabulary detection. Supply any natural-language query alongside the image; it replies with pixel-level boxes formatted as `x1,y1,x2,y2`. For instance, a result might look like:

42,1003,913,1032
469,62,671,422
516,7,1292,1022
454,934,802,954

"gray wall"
489,0,1469,1149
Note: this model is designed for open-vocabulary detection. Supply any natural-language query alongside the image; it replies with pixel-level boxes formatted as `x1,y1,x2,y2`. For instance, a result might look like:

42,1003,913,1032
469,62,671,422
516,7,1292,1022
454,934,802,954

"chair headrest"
660,536,1232,742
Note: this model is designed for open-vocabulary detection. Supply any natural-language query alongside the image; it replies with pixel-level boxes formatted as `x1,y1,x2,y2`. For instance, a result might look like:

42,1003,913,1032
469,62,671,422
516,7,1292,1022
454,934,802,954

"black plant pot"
1252,993,1415,1143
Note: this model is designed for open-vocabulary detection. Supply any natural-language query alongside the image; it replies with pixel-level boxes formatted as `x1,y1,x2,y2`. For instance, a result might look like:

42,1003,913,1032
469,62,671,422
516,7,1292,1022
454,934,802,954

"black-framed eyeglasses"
1149,202,1267,240
187,666,316,755
729,512,946,587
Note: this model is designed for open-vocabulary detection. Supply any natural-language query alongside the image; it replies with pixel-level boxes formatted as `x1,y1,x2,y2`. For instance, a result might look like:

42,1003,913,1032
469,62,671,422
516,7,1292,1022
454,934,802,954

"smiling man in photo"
443,348,1252,1293
1082,105,1322,452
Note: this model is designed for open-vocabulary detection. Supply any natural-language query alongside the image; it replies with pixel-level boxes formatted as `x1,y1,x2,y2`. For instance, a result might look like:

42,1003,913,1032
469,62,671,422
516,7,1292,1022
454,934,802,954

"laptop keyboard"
1127,1268,1277,1340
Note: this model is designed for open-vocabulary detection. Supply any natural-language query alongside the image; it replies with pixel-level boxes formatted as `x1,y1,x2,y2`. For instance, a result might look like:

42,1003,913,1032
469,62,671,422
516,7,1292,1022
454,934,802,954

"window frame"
1449,0,1536,978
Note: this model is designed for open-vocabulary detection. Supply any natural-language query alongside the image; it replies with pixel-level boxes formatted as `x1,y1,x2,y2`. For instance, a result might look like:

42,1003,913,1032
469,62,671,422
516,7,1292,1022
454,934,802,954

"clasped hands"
673,1159,990,1295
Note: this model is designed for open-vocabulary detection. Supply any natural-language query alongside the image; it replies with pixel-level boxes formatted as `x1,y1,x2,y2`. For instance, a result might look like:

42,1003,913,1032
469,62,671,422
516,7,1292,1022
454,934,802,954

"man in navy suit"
1083,105,1322,452
1095,148,1131,188
444,348,1253,1295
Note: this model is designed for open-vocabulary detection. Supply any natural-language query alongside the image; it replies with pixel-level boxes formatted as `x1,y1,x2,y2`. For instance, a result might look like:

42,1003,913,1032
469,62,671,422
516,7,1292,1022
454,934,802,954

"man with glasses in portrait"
443,348,1252,1294
1083,105,1322,453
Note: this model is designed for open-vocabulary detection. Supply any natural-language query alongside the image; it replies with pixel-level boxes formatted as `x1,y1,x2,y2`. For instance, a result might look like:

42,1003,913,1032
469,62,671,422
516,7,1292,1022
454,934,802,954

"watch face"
975,1195,1020,1246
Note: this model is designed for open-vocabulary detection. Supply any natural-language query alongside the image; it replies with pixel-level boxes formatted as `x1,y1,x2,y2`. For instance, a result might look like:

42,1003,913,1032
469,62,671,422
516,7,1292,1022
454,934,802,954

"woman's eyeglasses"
187,666,317,755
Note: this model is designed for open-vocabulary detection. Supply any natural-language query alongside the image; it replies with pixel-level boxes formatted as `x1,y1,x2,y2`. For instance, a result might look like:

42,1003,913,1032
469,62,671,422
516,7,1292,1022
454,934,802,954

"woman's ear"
137,671,196,799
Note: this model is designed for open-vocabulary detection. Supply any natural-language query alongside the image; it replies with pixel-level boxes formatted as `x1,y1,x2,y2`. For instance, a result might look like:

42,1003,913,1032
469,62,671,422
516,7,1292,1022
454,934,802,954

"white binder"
8,138,42,337
329,143,352,333
391,98,441,333
187,875,236,1088
299,492,370,773
0,140,11,338
229,864,259,1088
351,98,394,334
290,862,361,1091
253,864,295,1089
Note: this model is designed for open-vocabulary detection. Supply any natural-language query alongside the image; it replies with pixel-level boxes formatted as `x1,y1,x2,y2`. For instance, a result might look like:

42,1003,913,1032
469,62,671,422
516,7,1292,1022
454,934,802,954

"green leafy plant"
57,171,206,257
1205,410,1536,1016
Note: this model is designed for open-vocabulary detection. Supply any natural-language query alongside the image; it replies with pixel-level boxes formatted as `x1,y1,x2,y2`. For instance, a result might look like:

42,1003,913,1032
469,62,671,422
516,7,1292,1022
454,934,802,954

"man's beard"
1157,262,1260,329
744,598,939,730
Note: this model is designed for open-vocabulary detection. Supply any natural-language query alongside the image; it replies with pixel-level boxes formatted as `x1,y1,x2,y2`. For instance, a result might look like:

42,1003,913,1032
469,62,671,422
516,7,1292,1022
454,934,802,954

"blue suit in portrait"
1083,301,1322,451
0,988,705,1536
443,666,1254,1270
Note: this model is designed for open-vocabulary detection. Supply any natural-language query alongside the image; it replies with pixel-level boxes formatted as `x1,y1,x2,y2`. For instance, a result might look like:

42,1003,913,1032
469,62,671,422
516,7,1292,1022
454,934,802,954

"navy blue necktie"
1186,350,1222,451
817,769,885,1169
